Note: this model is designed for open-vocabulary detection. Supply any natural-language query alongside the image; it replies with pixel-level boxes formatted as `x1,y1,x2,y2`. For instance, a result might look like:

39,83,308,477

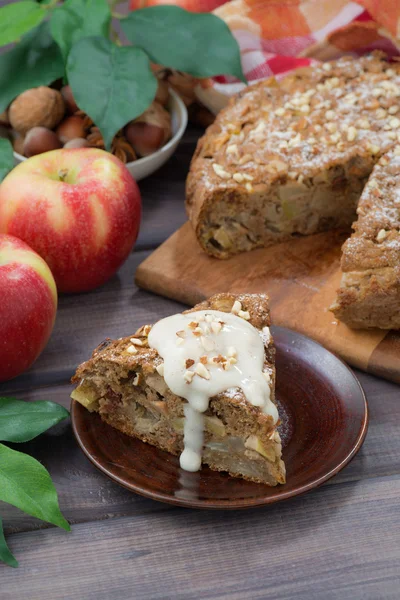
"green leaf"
0,397,69,443
121,6,246,82
0,139,14,183
0,1,45,47
0,444,70,531
0,517,18,568
0,21,64,114
50,0,111,63
67,36,157,150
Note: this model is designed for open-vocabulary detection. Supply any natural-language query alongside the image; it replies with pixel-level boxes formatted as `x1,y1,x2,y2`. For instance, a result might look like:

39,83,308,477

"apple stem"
58,169,69,182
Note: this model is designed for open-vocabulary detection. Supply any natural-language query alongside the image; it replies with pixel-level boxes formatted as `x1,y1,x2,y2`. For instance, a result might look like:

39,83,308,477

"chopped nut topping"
344,92,357,105
231,300,242,314
129,337,143,346
242,173,254,181
238,153,252,165
288,132,301,147
176,330,186,338
375,108,387,119
187,321,198,330
233,172,244,183
263,371,271,383
126,345,137,354
275,107,285,116
325,122,337,133
253,121,266,134
142,325,152,336
211,355,225,364
376,229,388,242
132,373,142,386
245,182,253,192
325,110,335,120
211,321,222,335
356,118,370,129
199,355,208,365
184,370,194,383
200,336,214,352
389,117,400,129
226,144,238,154
372,87,384,97
322,62,332,71
347,126,357,142
212,163,231,179
195,362,211,380
156,363,164,376
185,359,195,369
388,105,399,115
238,310,251,320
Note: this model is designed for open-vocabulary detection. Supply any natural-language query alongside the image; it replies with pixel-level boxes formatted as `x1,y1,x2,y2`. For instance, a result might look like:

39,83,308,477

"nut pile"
1,80,172,163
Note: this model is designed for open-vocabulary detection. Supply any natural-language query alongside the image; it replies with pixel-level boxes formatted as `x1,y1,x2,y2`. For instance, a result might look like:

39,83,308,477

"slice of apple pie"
71,293,286,485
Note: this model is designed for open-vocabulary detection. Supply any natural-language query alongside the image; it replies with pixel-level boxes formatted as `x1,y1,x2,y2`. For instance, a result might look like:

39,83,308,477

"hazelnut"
63,138,90,149
0,110,9,126
61,85,79,114
12,133,25,155
125,122,165,157
125,101,171,156
9,87,65,135
155,80,169,106
56,116,86,143
23,127,62,157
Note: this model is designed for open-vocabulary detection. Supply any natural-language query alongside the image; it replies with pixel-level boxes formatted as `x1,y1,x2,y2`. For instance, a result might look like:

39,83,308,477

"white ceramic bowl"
13,88,188,182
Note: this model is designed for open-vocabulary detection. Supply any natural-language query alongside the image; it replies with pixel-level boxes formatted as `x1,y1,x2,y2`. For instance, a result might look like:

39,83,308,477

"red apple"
0,148,141,293
0,234,57,382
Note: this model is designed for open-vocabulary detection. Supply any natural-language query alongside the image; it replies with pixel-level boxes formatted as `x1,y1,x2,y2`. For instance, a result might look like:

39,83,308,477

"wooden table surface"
1,127,399,600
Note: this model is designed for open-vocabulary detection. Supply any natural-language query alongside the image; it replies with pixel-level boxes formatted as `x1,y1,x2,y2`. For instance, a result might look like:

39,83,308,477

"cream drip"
148,309,277,472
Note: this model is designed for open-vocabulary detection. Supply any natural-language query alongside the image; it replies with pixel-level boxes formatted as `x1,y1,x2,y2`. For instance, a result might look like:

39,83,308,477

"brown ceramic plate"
71,327,368,509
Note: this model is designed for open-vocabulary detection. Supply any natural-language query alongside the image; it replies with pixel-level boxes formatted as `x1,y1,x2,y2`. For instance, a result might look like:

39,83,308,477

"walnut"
9,87,65,134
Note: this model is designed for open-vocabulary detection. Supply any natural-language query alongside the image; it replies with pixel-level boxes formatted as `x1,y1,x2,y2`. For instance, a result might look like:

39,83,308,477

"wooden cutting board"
135,222,400,384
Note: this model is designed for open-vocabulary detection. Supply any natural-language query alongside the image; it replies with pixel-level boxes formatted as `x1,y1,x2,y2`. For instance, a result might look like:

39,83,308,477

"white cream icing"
148,309,277,472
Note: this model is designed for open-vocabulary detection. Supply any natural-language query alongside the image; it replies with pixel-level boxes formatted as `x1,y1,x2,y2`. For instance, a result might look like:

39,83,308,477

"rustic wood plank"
1,369,398,534
135,223,400,384
2,474,400,599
